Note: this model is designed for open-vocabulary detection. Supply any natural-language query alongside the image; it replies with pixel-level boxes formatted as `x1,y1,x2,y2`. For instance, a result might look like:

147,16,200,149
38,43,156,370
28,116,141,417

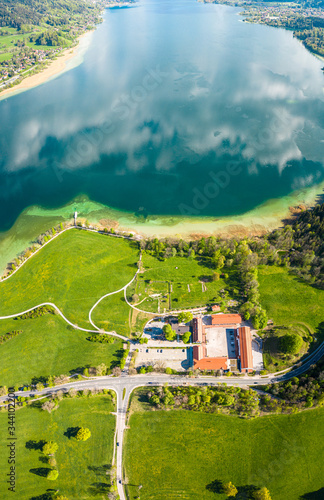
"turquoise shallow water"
0,0,324,233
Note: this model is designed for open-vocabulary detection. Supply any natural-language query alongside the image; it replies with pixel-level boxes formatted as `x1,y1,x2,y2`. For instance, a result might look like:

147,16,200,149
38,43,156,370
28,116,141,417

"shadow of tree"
25,440,46,451
31,376,47,386
206,479,223,494
206,479,258,499
29,468,51,477
88,482,111,496
88,464,112,477
64,426,80,439
300,488,324,499
236,485,258,499
29,492,56,500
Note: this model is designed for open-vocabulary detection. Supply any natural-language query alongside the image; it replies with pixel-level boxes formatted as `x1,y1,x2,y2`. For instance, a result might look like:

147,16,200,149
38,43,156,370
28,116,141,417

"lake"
1,0,324,234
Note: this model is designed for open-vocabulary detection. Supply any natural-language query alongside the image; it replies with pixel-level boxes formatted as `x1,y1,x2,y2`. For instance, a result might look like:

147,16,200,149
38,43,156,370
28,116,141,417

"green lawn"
0,229,139,328
0,52,12,62
124,404,324,500
0,396,116,499
91,290,132,337
136,254,231,313
0,315,123,386
259,266,324,333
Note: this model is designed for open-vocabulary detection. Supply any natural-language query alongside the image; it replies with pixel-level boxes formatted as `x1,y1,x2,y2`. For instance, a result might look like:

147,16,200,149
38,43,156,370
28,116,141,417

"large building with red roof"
192,313,254,373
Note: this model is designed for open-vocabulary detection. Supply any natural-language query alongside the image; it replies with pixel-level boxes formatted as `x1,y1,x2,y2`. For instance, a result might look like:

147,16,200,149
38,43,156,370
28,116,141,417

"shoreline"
0,180,323,274
0,30,93,101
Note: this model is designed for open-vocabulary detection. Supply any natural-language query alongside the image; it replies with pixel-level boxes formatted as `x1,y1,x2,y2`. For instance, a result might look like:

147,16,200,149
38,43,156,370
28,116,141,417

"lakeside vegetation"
0,395,116,499
124,396,324,500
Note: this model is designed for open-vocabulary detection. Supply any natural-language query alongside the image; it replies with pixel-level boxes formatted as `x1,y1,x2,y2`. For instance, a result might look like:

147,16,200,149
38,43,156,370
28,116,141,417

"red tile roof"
192,317,203,343
237,326,253,371
193,357,228,371
211,314,242,326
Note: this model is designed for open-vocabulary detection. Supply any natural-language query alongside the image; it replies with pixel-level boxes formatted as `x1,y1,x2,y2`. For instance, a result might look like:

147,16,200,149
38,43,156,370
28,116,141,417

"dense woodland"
270,203,324,287
0,0,101,29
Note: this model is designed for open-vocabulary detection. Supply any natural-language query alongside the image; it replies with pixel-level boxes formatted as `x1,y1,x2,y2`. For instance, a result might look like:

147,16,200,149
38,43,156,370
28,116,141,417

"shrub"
182,331,191,344
47,469,59,480
76,427,91,441
163,324,176,341
178,312,193,324
48,457,57,467
280,333,303,355
253,487,272,500
42,441,58,455
223,481,238,497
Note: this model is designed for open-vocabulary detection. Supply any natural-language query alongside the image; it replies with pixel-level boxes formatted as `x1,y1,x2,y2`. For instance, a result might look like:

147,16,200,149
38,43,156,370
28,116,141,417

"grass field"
0,315,123,386
259,266,324,333
91,290,133,337
124,402,324,500
0,229,139,328
0,396,116,500
136,253,232,313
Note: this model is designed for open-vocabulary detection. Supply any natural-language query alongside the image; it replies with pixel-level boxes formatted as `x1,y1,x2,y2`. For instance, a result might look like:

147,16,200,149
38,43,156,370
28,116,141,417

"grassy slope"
91,290,132,337
138,254,230,313
124,407,324,500
0,315,122,386
0,229,139,328
259,266,324,333
0,396,116,500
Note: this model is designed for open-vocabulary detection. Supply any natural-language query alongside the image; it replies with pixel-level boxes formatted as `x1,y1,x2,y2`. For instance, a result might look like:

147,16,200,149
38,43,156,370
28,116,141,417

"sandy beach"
0,31,93,100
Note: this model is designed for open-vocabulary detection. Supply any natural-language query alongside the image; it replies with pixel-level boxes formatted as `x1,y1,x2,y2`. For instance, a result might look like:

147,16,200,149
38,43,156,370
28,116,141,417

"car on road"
117,442,119,446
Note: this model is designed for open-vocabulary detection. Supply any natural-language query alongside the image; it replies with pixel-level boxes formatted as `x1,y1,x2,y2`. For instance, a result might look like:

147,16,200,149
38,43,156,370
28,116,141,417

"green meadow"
0,314,122,387
0,396,116,499
258,266,324,333
124,402,324,500
135,253,232,313
0,229,139,328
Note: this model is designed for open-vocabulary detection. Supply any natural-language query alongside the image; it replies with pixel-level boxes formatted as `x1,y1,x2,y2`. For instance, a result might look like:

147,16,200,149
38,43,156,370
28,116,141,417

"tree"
76,427,91,441
212,272,220,281
47,469,59,480
96,363,107,376
163,324,176,341
42,441,58,455
41,400,58,413
0,386,8,396
280,333,303,355
48,457,57,467
112,367,121,377
252,308,268,330
223,481,238,497
178,312,193,324
54,495,69,500
253,487,272,500
182,331,191,343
